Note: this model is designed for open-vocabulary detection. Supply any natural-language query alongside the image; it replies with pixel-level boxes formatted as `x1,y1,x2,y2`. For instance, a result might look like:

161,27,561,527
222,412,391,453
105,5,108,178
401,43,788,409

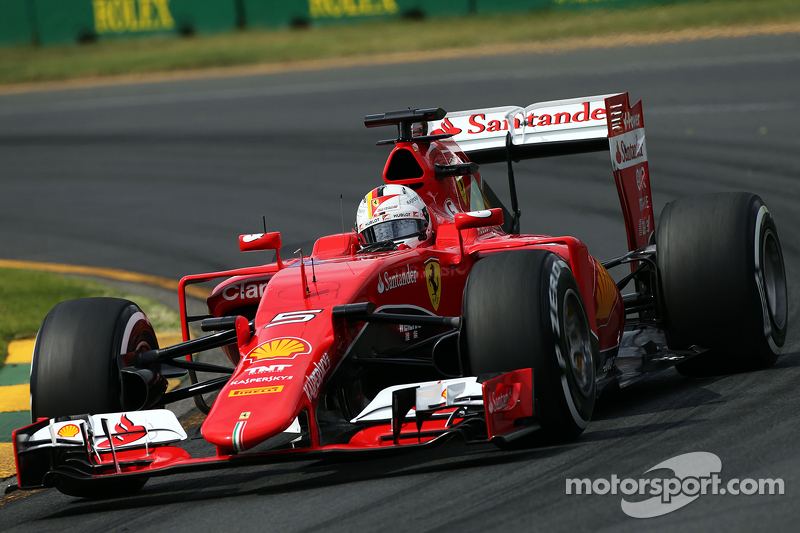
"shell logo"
594,264,618,321
246,337,312,361
57,424,80,438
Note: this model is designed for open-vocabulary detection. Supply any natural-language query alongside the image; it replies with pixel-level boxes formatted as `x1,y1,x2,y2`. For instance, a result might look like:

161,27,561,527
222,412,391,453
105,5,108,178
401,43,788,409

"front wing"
11,369,533,492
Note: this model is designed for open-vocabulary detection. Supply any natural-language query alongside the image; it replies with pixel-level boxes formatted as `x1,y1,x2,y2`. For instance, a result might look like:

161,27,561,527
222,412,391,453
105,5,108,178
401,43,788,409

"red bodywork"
193,132,625,454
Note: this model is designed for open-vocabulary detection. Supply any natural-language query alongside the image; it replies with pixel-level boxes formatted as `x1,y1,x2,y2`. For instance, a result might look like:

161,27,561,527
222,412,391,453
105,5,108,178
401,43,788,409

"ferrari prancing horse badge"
425,258,441,311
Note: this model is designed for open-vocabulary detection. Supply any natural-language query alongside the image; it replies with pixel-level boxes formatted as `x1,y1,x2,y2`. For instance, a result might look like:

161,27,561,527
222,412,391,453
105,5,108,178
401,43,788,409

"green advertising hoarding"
32,0,96,45
474,0,549,15
475,0,693,15
1,0,705,48
305,0,471,25
241,0,309,29
30,0,238,45
0,0,36,46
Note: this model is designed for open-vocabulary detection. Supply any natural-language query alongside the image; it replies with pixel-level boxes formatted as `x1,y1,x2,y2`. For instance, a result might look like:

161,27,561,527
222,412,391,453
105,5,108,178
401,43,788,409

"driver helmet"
356,185,430,247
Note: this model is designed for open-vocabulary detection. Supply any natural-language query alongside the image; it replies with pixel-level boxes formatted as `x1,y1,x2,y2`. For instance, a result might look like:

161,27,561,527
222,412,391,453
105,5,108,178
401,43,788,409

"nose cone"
201,335,333,453
202,383,297,453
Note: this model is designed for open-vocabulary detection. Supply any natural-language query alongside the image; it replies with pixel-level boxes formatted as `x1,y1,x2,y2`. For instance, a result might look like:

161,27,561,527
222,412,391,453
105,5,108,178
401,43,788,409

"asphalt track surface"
1,31,799,532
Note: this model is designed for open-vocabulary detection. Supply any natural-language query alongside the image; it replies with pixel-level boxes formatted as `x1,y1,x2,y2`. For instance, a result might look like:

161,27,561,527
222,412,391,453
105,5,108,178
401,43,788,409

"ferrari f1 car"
11,93,787,497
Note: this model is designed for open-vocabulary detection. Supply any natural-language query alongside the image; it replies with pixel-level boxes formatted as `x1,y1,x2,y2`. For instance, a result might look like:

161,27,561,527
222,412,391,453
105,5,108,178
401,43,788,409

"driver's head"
356,185,430,247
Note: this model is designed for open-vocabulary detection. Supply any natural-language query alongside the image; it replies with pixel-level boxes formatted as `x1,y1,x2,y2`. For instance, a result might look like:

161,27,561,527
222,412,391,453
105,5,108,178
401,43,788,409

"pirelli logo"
229,385,284,397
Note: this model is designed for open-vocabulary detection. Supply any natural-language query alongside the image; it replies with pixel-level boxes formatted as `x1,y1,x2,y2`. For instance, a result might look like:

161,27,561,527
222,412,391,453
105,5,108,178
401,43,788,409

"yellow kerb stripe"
0,259,210,299
158,332,185,347
0,443,16,479
0,384,30,413
6,340,35,364
7,333,183,366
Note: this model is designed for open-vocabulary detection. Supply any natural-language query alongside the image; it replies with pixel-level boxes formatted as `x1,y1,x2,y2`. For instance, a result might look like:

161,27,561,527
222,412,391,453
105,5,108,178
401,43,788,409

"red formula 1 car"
11,93,787,497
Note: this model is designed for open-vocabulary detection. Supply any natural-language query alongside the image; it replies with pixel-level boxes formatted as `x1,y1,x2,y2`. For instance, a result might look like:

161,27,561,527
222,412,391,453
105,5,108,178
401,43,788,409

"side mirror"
239,231,282,252
454,208,504,231
239,232,284,269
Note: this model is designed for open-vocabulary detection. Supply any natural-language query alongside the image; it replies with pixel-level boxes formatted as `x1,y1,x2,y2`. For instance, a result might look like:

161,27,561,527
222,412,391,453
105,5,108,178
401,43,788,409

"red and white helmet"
356,184,430,247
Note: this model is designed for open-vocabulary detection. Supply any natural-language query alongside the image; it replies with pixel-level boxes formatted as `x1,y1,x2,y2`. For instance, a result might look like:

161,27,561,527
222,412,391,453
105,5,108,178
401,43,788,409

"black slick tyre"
31,297,159,421
657,192,787,376
30,297,157,497
462,250,596,441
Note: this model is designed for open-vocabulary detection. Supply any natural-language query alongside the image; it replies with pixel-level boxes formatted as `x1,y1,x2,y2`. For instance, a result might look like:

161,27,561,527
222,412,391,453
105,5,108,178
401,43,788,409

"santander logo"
615,135,645,165
432,102,606,137
430,118,462,136
487,384,516,414
97,414,147,449
377,264,419,294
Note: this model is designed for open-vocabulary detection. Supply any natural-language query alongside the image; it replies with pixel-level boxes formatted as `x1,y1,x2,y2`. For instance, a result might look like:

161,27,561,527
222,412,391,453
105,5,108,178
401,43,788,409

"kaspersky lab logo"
566,452,784,518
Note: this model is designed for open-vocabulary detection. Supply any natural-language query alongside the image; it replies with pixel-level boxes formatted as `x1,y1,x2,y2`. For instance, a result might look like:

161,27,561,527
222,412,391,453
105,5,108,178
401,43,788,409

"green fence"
476,0,692,13
307,0,474,24
32,0,95,45
474,0,549,14
0,0,36,46
1,0,697,47
15,0,240,46
241,0,308,29
241,0,474,29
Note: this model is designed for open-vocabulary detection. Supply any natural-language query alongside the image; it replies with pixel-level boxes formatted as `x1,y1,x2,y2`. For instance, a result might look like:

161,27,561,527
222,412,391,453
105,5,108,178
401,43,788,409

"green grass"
0,268,181,368
1,0,799,85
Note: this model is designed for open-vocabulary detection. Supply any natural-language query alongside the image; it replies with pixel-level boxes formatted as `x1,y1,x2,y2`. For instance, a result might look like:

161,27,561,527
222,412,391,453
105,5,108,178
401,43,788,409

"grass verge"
0,268,181,369
1,0,799,86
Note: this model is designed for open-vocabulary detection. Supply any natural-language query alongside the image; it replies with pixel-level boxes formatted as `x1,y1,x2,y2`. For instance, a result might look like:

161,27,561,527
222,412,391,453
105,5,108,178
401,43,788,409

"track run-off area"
0,27,798,532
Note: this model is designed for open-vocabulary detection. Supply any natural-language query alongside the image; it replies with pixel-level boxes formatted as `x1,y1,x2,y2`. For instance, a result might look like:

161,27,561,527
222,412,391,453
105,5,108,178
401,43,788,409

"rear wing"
427,93,654,252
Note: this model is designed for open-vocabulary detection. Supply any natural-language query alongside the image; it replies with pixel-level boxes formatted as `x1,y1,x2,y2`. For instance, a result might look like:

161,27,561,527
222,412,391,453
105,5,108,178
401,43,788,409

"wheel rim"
562,289,594,397
762,230,787,330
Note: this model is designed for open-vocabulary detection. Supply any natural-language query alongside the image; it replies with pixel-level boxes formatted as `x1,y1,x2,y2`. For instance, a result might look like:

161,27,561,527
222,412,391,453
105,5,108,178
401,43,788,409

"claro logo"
222,282,270,301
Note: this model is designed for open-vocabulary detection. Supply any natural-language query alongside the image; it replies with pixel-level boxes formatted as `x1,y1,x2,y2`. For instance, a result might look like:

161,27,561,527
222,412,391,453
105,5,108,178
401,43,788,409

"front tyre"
462,250,596,441
657,192,787,376
30,297,157,497
30,297,159,420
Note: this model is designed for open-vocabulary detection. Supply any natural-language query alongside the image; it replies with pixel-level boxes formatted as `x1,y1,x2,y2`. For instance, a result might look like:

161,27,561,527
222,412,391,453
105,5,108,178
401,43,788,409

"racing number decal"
425,258,441,311
266,309,323,328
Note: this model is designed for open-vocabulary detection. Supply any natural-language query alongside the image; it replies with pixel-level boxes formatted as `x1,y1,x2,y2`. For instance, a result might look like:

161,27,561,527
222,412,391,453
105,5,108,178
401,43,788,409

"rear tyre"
657,193,787,376
31,297,159,421
462,250,596,442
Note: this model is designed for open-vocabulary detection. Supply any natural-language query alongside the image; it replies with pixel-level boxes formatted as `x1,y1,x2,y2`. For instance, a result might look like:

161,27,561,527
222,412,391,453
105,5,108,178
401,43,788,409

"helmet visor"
363,219,424,243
